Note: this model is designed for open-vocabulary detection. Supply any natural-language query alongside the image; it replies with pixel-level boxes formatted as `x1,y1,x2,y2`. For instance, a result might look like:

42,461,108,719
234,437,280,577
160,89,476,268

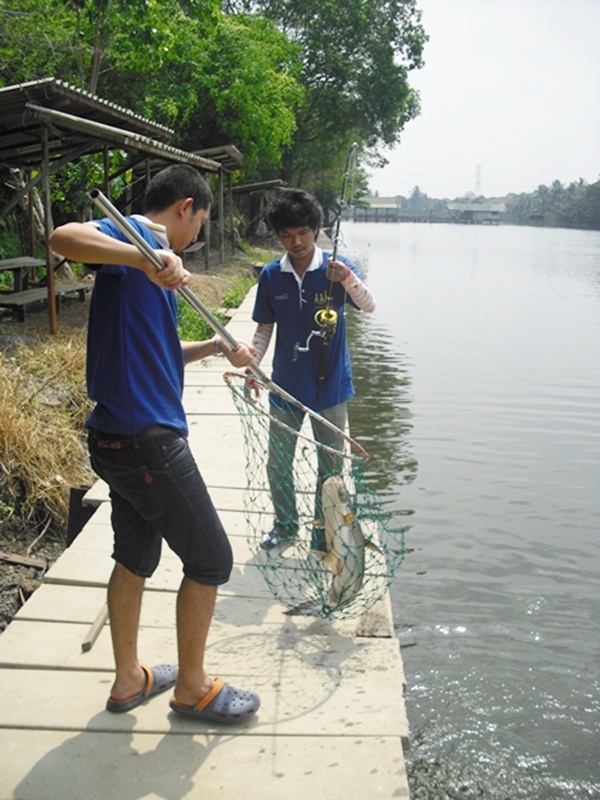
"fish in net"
224,371,406,618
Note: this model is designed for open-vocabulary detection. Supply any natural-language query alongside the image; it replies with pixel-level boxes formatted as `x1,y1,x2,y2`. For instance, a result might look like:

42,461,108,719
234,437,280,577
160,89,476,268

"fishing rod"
323,142,358,302
314,142,357,383
88,188,369,461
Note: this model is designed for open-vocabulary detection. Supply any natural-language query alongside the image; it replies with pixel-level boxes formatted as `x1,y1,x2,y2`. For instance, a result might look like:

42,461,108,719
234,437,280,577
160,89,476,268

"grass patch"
222,274,256,309
177,300,228,341
177,269,256,339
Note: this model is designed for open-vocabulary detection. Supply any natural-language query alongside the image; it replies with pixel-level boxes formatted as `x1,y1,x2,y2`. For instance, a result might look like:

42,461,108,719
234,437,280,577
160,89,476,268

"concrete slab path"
0,285,410,799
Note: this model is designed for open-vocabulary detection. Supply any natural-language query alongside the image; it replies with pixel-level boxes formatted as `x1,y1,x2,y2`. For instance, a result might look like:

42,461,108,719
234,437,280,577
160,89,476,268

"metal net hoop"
223,371,406,618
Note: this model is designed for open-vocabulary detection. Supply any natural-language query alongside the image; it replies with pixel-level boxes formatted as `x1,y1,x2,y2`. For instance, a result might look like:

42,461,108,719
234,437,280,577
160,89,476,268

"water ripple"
342,222,600,800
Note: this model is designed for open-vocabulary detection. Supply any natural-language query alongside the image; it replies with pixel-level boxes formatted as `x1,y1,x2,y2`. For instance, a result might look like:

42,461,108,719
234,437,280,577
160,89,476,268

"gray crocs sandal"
169,677,260,723
106,663,178,713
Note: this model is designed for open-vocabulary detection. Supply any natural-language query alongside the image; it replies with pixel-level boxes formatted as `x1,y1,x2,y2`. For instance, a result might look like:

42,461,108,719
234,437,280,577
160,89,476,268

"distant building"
351,196,433,223
364,196,404,208
446,202,505,224
347,196,506,224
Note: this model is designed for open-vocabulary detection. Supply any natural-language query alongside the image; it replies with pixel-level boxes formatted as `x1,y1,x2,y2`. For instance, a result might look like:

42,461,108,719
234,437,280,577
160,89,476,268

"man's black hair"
265,188,323,233
143,165,212,214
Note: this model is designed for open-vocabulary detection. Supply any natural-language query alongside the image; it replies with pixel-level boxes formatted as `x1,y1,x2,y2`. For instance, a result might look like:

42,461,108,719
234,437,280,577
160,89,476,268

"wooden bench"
0,283,90,322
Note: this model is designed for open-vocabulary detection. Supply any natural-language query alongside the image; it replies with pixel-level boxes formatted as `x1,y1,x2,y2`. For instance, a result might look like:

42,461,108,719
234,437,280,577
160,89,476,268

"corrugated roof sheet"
25,104,219,171
195,145,244,172
0,77,220,172
0,77,173,139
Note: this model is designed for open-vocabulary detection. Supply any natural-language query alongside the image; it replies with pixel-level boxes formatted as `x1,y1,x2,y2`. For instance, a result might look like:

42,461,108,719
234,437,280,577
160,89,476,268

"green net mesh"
224,372,406,619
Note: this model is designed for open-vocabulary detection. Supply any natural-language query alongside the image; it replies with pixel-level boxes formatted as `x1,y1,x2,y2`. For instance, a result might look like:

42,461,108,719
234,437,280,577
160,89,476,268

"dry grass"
0,330,93,532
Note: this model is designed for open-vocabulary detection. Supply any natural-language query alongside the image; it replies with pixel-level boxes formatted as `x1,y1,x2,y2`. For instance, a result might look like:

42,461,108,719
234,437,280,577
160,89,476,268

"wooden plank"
0,257,46,269
0,650,409,738
81,603,109,652
0,283,89,306
0,551,46,569
0,730,409,800
0,283,90,321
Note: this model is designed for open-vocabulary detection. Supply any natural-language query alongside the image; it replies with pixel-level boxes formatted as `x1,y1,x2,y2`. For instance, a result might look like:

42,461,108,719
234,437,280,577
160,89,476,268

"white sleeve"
251,323,274,365
341,269,376,313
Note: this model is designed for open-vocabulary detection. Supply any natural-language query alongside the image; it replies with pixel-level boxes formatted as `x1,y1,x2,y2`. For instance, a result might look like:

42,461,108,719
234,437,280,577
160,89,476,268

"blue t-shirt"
85,217,187,435
252,250,359,411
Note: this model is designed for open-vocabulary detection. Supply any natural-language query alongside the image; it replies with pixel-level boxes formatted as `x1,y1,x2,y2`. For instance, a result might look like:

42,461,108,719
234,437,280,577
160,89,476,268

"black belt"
90,425,174,450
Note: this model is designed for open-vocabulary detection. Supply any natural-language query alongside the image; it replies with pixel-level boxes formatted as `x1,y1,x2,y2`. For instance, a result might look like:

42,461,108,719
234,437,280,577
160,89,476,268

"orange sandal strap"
171,677,224,714
107,664,152,706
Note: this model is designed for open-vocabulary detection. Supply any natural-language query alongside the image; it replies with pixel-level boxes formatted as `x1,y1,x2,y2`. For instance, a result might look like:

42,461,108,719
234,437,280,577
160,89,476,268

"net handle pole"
88,188,368,460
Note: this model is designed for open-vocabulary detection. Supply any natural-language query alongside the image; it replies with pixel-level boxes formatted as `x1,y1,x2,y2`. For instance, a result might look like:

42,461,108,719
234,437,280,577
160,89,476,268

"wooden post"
27,169,35,258
204,198,211,271
227,172,235,254
41,124,58,335
103,146,110,199
218,167,225,265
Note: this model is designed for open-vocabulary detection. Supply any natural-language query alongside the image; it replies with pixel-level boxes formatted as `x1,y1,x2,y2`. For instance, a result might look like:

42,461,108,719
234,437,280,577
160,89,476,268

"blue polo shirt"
85,216,187,435
252,248,360,411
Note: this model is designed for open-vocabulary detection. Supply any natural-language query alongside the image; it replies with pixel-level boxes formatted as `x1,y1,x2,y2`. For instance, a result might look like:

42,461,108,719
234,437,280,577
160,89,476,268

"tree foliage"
226,0,426,192
0,0,426,204
369,179,600,231
0,0,171,94
505,178,600,230
0,0,302,179
175,15,304,175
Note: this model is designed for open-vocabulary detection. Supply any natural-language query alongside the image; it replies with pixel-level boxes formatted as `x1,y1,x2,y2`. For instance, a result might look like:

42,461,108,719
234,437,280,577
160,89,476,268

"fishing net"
224,371,406,619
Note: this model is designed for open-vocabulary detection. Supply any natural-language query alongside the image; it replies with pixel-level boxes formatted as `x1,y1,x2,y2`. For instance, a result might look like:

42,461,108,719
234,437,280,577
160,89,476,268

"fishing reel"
293,307,339,360
314,307,338,337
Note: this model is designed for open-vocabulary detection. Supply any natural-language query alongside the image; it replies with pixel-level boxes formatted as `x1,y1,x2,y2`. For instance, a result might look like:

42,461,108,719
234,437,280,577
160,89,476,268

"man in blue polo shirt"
250,188,376,551
50,165,260,723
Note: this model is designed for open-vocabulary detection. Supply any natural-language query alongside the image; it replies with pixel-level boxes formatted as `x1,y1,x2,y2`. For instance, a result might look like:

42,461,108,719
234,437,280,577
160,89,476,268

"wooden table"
0,256,46,292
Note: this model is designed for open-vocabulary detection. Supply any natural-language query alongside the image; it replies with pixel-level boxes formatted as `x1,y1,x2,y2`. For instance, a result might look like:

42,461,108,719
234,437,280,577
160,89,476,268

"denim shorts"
88,426,233,585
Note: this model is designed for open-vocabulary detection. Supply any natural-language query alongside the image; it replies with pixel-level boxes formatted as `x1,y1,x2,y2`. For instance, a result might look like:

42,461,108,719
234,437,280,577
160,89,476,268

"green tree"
224,0,426,190
578,181,600,229
0,0,427,211
0,0,175,93
0,0,303,179
505,178,600,230
175,14,304,178
406,185,428,214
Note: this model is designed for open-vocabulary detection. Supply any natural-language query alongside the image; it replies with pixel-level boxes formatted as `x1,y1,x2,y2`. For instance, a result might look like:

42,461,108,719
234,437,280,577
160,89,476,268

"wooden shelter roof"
0,78,245,333
195,145,243,173
0,78,220,172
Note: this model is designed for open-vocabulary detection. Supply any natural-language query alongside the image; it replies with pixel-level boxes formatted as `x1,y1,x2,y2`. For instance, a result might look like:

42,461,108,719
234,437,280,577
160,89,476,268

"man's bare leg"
172,577,217,705
107,562,146,700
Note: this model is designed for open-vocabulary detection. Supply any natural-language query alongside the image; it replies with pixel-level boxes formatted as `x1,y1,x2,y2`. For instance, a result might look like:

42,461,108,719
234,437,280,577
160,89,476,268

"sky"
367,0,600,200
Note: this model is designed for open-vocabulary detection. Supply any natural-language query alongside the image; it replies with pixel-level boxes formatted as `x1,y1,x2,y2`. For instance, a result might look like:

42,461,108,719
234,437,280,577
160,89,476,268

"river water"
341,222,600,800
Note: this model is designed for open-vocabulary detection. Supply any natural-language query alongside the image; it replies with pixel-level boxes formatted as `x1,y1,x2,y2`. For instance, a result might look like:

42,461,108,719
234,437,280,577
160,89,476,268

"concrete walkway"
0,288,410,800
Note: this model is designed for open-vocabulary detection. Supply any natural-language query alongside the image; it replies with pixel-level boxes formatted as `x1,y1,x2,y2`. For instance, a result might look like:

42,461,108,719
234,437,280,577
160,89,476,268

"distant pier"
348,198,506,225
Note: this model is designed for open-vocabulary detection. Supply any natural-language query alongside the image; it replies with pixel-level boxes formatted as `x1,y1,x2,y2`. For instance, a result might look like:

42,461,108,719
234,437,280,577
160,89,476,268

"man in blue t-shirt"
250,188,376,551
50,165,260,723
